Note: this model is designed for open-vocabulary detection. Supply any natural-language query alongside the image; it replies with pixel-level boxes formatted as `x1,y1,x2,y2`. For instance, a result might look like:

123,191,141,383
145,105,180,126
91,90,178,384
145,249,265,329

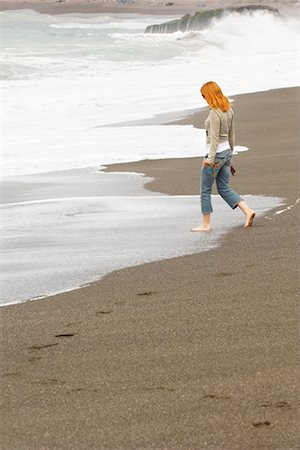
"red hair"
201,81,232,112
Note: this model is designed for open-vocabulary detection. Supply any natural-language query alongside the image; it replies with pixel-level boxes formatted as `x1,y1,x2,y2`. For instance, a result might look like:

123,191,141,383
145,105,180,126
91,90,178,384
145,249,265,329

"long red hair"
201,81,232,112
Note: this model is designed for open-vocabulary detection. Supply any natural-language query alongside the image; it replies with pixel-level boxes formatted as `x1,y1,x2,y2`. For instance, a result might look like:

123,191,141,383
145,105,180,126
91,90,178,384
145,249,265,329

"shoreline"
1,86,299,448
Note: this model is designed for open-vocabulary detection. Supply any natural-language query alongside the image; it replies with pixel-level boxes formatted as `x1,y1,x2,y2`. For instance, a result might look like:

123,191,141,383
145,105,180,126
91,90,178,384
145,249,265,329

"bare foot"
191,225,211,232
244,210,256,228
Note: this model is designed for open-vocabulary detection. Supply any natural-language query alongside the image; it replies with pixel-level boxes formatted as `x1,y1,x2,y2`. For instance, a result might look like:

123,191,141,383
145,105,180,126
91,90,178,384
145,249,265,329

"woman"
191,81,256,232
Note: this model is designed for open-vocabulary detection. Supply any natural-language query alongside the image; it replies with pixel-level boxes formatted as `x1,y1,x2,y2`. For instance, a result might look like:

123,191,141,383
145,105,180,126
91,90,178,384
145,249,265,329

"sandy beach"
1,85,299,448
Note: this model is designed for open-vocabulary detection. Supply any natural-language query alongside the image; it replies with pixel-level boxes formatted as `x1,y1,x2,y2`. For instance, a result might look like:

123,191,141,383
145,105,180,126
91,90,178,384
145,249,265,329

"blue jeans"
201,148,243,214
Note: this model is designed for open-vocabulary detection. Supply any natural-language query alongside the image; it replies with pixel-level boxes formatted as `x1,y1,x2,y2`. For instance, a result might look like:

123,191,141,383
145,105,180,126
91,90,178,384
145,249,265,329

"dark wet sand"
1,86,299,449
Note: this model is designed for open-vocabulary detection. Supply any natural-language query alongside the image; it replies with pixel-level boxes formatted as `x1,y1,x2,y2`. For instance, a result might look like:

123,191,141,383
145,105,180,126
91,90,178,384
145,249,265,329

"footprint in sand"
137,291,157,296
68,387,99,394
213,272,235,277
95,310,113,315
144,386,176,392
203,394,232,400
27,356,42,362
259,401,291,409
39,379,66,386
29,343,58,351
253,421,271,427
55,333,78,337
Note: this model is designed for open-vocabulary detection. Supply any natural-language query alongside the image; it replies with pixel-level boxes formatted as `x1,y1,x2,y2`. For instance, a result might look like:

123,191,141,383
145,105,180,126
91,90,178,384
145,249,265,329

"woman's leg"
191,213,211,232
191,165,214,232
216,160,242,208
236,200,256,227
216,159,256,227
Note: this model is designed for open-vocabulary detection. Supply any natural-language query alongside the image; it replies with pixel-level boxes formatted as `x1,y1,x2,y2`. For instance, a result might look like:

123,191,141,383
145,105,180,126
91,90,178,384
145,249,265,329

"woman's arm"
228,111,235,152
206,109,220,164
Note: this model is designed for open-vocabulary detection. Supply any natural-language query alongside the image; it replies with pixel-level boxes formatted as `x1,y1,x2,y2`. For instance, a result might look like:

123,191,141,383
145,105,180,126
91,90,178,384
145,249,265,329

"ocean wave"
144,5,282,33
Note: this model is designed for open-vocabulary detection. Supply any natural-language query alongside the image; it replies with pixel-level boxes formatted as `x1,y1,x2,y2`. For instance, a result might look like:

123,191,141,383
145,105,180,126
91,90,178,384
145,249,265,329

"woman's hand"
202,160,212,168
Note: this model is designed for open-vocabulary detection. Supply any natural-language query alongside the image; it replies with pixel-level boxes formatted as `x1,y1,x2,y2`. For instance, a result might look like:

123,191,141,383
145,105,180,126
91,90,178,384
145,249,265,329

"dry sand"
1,86,299,449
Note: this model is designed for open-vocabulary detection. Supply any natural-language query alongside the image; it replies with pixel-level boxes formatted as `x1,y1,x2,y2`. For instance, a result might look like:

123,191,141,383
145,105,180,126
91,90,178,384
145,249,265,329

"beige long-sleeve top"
204,106,235,163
